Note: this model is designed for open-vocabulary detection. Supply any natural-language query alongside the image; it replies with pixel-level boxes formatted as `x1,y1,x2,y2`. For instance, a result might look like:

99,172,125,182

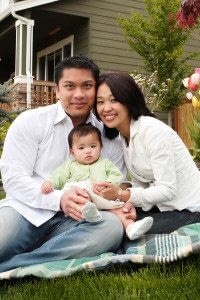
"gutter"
0,0,59,22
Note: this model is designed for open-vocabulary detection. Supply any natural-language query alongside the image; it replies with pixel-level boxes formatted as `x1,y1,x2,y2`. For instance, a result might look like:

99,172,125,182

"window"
37,35,74,81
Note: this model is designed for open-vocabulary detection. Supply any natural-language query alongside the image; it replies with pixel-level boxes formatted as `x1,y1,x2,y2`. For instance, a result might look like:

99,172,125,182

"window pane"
39,56,45,80
63,44,72,58
55,49,62,66
47,52,54,82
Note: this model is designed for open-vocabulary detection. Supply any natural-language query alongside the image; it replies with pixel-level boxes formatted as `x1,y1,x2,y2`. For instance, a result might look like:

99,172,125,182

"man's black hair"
55,56,100,84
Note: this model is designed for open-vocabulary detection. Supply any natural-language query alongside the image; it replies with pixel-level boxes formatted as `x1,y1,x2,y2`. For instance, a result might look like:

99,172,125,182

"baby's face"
70,133,102,165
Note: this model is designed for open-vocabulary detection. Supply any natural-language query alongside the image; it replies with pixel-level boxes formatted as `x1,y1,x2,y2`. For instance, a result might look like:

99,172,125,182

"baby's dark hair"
68,123,103,148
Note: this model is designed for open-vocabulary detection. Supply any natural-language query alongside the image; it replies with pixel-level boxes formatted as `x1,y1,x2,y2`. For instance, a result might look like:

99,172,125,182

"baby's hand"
93,182,118,200
93,182,108,192
41,181,54,194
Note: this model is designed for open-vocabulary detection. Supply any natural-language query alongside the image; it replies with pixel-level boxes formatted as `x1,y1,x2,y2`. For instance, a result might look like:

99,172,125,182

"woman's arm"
128,124,177,210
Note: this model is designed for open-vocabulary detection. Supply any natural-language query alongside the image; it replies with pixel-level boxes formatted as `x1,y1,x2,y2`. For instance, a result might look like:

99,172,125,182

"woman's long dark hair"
94,72,156,140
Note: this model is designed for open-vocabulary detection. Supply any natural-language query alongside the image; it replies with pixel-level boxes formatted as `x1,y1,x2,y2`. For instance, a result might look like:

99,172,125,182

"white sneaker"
126,217,153,240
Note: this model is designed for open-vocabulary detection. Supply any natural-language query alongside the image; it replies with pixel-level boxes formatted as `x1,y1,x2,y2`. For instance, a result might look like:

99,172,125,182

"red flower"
176,0,200,28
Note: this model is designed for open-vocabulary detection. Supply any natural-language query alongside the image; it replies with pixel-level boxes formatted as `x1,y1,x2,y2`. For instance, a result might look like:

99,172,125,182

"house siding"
34,0,200,126
73,19,89,56
45,0,145,73
43,0,200,73
1,0,200,127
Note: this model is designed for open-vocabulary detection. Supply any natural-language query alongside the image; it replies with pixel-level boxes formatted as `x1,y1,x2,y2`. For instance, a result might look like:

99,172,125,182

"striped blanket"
0,223,200,280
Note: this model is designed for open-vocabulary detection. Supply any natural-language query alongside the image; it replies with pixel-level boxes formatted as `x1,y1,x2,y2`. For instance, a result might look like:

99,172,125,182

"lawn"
0,191,200,299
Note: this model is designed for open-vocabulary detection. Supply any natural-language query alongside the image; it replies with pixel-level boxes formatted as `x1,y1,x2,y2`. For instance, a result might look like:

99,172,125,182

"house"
0,0,146,108
0,0,199,146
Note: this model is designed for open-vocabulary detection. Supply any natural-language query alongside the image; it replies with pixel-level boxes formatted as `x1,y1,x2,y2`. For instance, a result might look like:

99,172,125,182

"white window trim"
36,35,74,80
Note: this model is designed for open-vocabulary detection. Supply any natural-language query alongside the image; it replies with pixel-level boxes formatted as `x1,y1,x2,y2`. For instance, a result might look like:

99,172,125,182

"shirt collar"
120,118,140,142
53,101,69,125
53,101,95,126
85,111,97,125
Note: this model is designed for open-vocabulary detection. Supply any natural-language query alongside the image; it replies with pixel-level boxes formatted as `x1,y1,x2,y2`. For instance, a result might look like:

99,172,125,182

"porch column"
14,19,34,84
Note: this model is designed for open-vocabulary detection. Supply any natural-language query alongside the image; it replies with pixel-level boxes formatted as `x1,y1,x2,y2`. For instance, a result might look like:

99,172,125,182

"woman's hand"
122,202,137,220
110,203,137,221
93,182,118,200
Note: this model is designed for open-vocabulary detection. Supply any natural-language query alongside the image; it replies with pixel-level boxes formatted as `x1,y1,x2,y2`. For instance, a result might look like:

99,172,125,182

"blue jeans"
0,207,123,272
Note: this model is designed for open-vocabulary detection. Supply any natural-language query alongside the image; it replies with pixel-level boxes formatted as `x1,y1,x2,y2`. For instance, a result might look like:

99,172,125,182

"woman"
94,72,200,234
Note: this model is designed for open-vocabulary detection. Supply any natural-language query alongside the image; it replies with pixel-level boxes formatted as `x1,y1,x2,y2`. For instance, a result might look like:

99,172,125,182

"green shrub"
118,0,200,111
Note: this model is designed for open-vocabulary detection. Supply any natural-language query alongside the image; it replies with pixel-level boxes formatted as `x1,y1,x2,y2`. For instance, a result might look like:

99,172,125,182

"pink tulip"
195,68,200,74
188,77,198,91
191,73,200,85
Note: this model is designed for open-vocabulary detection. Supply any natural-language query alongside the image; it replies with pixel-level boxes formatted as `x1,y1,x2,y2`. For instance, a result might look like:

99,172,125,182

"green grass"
0,190,5,199
1,257,200,300
0,191,200,299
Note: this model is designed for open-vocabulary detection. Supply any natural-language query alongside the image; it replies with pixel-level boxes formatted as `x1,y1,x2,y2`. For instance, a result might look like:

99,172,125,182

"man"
0,56,133,272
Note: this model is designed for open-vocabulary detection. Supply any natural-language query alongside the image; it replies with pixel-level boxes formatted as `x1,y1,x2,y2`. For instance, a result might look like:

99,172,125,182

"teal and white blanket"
1,223,200,280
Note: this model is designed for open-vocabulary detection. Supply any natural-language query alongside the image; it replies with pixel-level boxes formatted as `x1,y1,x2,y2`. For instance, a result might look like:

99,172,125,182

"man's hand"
60,187,91,221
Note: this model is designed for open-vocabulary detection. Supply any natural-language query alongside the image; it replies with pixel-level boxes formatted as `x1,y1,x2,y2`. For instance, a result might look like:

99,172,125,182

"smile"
103,114,116,121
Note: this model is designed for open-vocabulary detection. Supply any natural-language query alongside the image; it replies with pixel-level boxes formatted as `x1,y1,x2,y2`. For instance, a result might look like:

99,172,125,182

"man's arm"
0,111,62,211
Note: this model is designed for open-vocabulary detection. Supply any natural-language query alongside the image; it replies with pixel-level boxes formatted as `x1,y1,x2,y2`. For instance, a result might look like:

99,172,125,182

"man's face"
56,68,96,125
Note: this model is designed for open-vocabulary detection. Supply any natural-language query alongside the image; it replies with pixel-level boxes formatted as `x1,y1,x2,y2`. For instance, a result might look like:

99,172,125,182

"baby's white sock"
126,216,153,240
82,202,102,222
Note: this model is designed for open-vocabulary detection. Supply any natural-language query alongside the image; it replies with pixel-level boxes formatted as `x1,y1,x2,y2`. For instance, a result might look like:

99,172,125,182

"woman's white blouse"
121,116,200,212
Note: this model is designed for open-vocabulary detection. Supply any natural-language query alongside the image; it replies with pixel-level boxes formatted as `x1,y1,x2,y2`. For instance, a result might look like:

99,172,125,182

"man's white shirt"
0,101,126,226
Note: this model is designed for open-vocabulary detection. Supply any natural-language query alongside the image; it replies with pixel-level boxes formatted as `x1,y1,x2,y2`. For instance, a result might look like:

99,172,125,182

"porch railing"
31,80,57,108
0,80,57,112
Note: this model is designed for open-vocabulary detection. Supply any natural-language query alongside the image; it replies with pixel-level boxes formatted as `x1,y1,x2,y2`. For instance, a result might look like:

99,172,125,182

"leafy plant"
131,71,170,112
188,112,200,161
0,116,17,157
183,68,200,162
0,79,15,122
0,80,17,156
118,0,200,112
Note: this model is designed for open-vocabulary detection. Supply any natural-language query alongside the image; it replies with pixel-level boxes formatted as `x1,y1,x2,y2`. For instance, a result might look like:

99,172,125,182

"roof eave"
0,0,59,22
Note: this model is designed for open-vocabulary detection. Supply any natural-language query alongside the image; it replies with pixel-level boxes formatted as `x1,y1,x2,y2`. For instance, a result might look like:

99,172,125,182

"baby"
41,123,153,240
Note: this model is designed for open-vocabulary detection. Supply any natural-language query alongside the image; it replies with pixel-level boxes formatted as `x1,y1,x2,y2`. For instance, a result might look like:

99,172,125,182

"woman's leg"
136,207,200,234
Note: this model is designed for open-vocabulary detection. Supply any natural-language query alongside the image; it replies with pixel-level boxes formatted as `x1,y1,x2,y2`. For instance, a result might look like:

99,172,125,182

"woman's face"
96,83,130,134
